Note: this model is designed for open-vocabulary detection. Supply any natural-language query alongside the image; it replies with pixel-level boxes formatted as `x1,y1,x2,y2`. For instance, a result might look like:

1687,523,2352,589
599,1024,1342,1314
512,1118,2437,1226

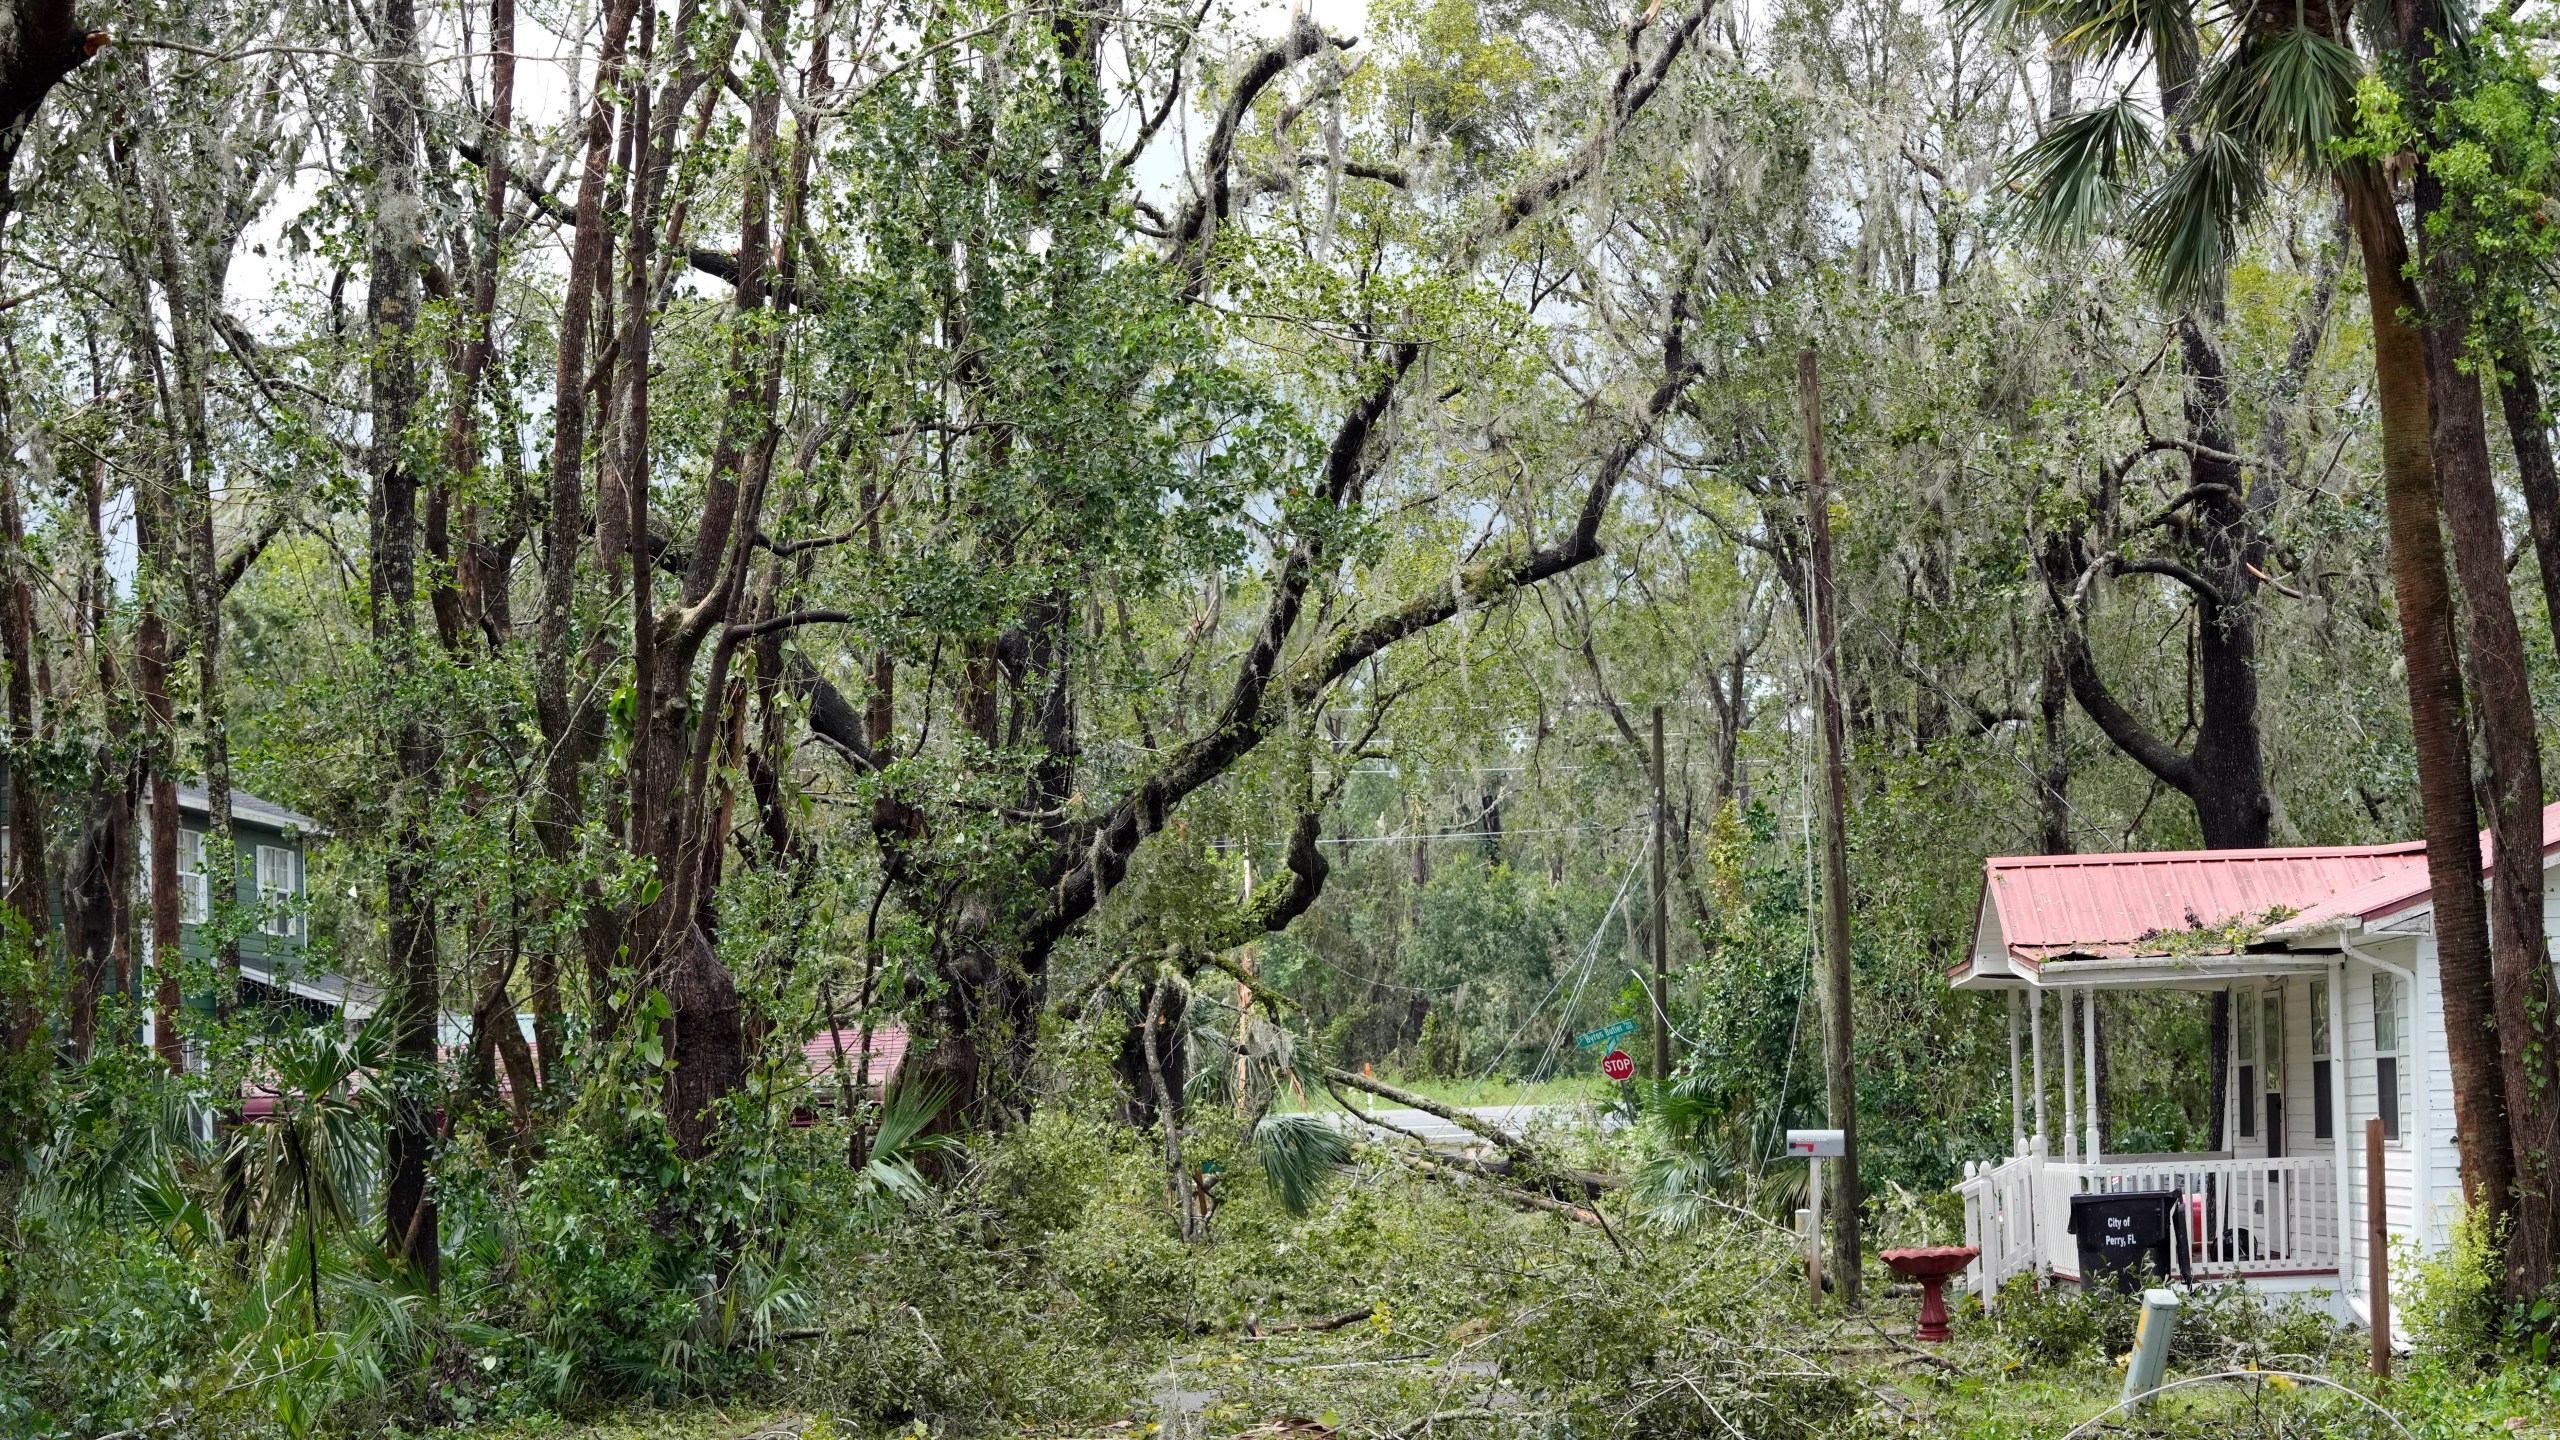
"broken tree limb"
1320,1068,1621,1198
1380,1148,1629,1258
1243,1306,1376,1337
1319,1064,1535,1162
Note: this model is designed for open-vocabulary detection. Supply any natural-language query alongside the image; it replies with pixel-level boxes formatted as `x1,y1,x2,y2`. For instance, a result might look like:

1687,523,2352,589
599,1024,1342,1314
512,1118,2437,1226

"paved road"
1318,1102,1603,1150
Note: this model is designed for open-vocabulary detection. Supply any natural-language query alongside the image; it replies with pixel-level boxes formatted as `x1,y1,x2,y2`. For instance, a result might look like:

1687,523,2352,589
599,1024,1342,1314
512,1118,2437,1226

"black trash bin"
2066,1189,2193,1292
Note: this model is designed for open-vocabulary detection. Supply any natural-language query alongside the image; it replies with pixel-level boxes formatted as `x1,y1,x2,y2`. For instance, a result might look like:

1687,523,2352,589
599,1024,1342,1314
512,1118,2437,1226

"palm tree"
1978,0,2523,1256
228,1021,393,1333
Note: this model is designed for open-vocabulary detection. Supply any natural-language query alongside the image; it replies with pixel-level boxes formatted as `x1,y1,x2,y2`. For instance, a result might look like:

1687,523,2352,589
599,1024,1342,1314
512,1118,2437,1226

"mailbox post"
1787,1129,1845,1310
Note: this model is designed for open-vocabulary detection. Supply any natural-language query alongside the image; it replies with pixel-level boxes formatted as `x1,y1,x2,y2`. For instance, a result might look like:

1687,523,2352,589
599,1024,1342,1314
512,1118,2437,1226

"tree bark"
2409,151,2560,1304
2493,335,2560,660
0,0,96,220
370,0,439,1289
0,435,48,953
2341,164,2514,1225
135,463,181,1073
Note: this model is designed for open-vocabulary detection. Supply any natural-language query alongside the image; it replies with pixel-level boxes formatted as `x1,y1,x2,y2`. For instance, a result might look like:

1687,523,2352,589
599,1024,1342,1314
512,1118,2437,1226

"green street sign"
1575,1019,1638,1050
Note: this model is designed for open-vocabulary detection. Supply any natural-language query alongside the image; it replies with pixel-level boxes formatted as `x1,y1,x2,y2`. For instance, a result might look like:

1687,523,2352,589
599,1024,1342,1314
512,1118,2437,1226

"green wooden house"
144,784,349,1046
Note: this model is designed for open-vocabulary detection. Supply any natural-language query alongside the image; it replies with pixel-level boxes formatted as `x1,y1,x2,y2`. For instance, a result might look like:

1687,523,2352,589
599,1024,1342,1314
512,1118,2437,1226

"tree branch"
2115,556,2225,609
2041,551,2197,795
1168,15,1349,290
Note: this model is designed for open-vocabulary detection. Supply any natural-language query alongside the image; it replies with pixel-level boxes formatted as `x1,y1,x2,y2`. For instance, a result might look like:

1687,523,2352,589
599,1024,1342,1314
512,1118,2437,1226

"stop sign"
1601,1049,1635,1081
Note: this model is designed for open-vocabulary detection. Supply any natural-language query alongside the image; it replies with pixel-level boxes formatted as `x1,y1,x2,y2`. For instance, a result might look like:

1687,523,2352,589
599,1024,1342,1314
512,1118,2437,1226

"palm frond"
2197,26,2363,167
1253,1112,1352,1217
2127,126,2266,302
868,1079,955,1167
2052,0,2196,76
1947,0,2028,36
130,1160,216,1257
2004,96,2161,241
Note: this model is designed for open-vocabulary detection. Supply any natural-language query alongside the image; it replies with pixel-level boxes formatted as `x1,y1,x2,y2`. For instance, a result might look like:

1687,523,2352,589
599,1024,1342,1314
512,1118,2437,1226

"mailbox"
1784,1129,1846,1158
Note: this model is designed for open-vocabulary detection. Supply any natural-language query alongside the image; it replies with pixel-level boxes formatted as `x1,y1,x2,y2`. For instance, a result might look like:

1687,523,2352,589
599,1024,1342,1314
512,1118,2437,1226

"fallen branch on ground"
1244,1306,1376,1337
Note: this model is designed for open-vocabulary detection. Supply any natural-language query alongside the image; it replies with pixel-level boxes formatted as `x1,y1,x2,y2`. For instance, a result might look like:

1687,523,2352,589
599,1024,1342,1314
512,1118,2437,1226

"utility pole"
1801,348,1862,1307
1652,704,1670,1083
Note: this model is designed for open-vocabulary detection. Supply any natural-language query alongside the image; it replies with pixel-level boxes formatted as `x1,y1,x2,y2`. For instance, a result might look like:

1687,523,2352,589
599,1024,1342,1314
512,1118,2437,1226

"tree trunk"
136,492,181,1072
2412,187,2560,1301
0,0,95,220
531,0,644,1072
370,0,440,1289
2342,164,2514,1223
0,442,48,953
2494,336,2560,661
2037,624,2070,855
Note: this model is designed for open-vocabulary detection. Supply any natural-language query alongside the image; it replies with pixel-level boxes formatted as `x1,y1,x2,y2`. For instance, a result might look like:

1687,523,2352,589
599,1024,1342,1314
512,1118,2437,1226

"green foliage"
2402,1205,2507,1367
1251,1114,1352,1218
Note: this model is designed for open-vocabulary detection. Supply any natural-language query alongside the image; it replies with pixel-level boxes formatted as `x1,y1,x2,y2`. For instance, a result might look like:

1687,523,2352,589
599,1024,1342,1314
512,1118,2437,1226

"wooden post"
2030,986,2047,1144
2083,987,2101,1162
2330,964,2352,1288
1801,348,1860,1307
2367,1117,2391,1378
2008,989,2025,1154
2061,983,2078,1161
1806,1158,1824,1310
1651,705,1670,1084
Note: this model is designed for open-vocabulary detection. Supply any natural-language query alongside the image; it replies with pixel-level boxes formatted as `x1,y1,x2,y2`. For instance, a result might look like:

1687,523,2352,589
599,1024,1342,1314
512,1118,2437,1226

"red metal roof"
1977,802,2560,964
1981,843,2425,962
804,1024,909,1092
2275,800,2560,933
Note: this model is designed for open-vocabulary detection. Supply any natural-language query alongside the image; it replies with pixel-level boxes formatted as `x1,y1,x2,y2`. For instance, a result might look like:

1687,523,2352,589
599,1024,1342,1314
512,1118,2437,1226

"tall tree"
368,0,439,1285
2394,0,2560,1296
1995,0,2520,1235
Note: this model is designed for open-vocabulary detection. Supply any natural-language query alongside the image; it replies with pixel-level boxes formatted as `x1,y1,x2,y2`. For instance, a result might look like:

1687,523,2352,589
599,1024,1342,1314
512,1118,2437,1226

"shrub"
2402,1204,2504,1367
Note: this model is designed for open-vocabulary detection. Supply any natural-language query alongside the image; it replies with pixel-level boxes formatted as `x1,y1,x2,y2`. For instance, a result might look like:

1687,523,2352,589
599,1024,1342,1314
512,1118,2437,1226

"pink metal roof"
2275,800,2560,933
804,1024,909,1092
1976,801,2560,965
1981,844,2425,963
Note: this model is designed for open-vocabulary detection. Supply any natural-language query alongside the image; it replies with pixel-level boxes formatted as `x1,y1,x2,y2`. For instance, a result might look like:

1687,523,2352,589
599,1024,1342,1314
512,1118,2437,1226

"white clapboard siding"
2343,963,2419,1287
2414,939,2464,1247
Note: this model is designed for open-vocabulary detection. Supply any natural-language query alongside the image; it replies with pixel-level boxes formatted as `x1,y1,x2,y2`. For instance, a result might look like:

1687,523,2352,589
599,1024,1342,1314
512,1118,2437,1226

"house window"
2311,980,2333,1140
255,845,298,938
177,830,210,925
2375,972,2402,1142
2236,992,2258,1139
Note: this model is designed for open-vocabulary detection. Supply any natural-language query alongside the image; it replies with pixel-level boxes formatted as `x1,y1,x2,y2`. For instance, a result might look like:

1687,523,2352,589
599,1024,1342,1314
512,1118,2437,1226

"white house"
1946,807,2558,1323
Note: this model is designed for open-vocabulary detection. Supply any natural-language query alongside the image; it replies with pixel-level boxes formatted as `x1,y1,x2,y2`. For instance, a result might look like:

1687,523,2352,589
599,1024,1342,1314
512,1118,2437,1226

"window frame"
176,829,211,926
254,844,298,938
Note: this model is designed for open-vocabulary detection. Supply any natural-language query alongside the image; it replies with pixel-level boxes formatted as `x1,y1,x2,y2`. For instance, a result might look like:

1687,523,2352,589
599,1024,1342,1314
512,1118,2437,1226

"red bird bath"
1880,1246,1978,1342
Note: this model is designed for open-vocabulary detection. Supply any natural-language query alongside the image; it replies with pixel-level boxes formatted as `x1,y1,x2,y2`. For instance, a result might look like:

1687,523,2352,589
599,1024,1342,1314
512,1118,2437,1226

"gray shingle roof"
176,783,328,837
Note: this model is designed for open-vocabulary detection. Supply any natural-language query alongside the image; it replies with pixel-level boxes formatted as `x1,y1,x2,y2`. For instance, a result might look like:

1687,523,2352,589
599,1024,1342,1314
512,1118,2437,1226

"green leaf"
2004,97,2161,243
2127,127,2266,303
1253,1113,1352,1217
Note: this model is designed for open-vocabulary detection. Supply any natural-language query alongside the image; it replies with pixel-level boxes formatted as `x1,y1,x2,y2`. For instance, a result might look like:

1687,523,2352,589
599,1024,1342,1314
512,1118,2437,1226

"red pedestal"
1880,1245,1979,1343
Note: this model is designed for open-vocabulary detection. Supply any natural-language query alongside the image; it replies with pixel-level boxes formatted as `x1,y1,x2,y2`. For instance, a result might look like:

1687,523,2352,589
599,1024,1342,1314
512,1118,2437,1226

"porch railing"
1956,1145,2044,1305
1959,1149,2340,1303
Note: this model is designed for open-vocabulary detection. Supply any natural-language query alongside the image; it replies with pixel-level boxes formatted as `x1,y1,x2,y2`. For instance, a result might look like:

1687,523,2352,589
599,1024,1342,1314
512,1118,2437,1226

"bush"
2401,1204,2504,1367
1990,1275,2101,1366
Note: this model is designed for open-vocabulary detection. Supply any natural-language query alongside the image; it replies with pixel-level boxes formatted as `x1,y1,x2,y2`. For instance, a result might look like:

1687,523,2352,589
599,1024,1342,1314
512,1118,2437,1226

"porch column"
2061,986,2078,1161
2329,961,2352,1290
2030,984,2048,1146
2007,988,2026,1155
2082,986,2102,1163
